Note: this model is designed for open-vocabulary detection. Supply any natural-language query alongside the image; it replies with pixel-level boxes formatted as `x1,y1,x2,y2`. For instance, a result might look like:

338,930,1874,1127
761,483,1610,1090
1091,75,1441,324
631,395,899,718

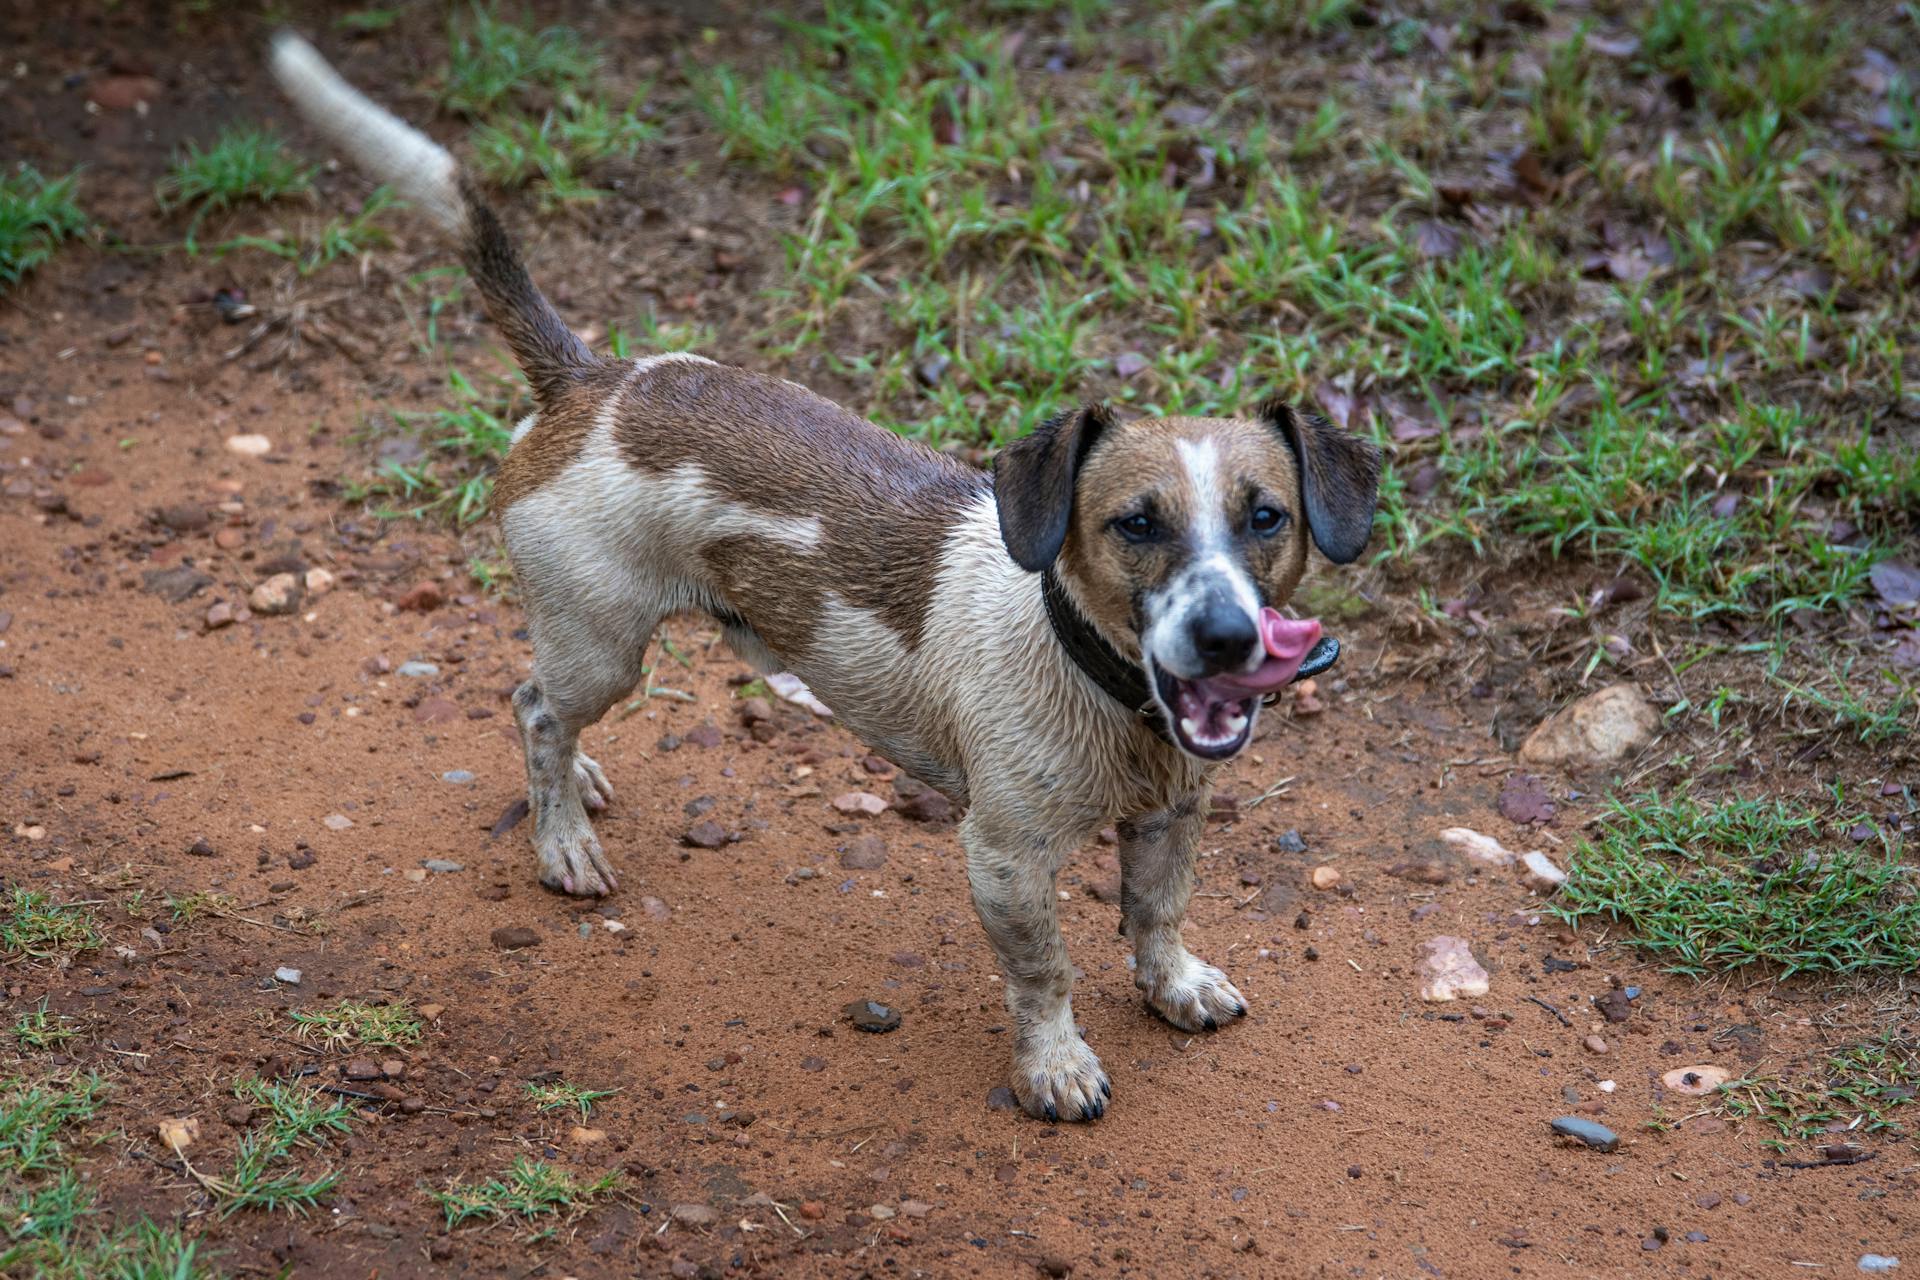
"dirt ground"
3,3,1916,1278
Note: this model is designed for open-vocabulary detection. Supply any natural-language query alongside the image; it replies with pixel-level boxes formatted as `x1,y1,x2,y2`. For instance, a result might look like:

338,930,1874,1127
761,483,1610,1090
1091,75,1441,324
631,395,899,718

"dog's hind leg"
512,615,653,897
1118,794,1247,1032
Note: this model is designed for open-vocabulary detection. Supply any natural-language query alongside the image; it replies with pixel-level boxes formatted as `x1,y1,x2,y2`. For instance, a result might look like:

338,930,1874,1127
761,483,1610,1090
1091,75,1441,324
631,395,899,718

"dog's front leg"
962,810,1110,1122
1120,795,1247,1032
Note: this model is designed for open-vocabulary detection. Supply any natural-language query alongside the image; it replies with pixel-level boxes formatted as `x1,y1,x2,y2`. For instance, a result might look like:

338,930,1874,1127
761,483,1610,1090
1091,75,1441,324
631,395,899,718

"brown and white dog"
271,34,1381,1122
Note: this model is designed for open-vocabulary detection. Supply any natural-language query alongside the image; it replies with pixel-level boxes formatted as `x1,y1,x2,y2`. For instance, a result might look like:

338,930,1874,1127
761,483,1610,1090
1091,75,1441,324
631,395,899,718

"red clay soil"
3,5,1915,1279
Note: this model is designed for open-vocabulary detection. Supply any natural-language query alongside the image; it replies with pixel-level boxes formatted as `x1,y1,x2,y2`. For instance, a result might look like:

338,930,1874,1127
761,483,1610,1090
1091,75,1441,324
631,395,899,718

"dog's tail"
268,31,597,399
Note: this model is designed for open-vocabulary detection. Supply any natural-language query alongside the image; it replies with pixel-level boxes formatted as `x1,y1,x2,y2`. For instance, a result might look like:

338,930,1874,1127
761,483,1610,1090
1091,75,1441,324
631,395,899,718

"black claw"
1044,1102,1058,1124
1233,1002,1248,1018
1087,1098,1104,1120
1101,1079,1112,1099
1202,1015,1218,1031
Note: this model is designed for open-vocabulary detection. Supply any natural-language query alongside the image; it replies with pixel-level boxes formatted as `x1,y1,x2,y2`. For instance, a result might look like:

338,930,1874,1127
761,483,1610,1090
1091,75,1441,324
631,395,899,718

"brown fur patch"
608,361,988,653
489,363,633,515
1056,416,1311,656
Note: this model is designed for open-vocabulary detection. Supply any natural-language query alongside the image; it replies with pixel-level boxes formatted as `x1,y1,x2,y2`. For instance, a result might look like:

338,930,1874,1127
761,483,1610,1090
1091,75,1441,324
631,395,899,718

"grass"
1718,1034,1920,1152
1556,794,1920,977
440,4,600,118
0,165,85,290
203,186,397,276
348,367,523,525
13,1000,81,1053
155,128,313,222
431,1157,620,1229
189,1078,355,1217
288,999,425,1051
0,1073,213,1278
0,890,103,963
525,1081,618,1121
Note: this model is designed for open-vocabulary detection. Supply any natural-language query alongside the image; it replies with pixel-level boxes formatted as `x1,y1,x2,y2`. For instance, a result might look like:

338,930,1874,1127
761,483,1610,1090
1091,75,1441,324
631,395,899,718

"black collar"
1039,567,1342,744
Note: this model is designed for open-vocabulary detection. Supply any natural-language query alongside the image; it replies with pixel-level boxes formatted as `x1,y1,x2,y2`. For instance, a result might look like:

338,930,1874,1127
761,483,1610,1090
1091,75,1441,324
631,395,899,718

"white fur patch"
511,411,540,445
1142,436,1262,678
270,33,464,234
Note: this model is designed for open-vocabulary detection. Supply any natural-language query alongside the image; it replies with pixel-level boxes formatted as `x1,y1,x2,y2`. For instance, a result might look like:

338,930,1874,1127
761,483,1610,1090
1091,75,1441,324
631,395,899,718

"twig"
1526,996,1572,1028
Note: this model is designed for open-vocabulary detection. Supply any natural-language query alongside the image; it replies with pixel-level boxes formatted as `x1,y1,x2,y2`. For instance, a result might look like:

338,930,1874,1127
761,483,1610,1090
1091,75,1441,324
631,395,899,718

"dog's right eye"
1114,513,1157,543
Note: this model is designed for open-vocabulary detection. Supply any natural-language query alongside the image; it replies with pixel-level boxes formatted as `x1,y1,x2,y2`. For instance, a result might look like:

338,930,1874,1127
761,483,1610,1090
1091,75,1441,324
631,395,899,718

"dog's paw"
537,828,618,897
1010,1026,1111,1123
573,751,613,812
1138,953,1247,1033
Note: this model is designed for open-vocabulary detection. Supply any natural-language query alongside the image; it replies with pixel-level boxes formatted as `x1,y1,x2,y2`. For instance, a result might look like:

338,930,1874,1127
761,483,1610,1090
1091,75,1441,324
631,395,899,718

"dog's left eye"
1114,513,1158,543
1250,506,1288,536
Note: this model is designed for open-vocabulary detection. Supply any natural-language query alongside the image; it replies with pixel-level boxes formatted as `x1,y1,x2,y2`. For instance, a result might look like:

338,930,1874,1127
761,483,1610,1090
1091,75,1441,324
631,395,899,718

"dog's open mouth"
1150,612,1324,760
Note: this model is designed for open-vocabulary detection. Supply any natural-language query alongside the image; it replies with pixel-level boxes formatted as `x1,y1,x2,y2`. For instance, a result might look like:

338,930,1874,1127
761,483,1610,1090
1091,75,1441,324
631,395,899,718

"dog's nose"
1189,601,1260,672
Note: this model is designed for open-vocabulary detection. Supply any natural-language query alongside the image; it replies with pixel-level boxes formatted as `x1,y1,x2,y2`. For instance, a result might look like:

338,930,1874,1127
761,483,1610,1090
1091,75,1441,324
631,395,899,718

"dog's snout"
1188,599,1259,672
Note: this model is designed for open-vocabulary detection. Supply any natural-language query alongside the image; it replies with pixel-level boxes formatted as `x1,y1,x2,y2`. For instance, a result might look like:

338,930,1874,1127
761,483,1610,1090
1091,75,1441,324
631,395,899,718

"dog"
270,33,1381,1122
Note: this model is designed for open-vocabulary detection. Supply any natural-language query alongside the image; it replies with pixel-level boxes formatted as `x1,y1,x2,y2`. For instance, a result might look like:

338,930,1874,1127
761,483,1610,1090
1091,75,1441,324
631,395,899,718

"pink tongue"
1204,611,1322,696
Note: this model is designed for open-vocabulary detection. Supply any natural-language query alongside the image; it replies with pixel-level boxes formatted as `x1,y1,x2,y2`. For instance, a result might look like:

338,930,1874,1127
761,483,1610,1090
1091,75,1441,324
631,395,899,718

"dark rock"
142,565,213,603
490,926,541,950
684,821,729,850
845,999,902,1032
1273,830,1307,854
839,837,887,870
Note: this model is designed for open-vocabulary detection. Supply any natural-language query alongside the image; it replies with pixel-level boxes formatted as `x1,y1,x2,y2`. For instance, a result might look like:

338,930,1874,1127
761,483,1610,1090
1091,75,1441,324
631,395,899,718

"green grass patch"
0,165,85,290
289,998,424,1051
1718,1034,1920,1151
471,93,658,207
1556,793,1920,977
13,1000,81,1053
0,890,103,963
432,1157,620,1229
348,368,522,525
188,1078,357,1218
525,1081,618,1121
441,5,600,117
202,186,397,276
155,127,313,221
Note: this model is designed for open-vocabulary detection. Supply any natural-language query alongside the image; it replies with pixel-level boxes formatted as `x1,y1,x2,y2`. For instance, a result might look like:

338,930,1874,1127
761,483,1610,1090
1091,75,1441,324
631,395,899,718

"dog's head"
994,399,1380,761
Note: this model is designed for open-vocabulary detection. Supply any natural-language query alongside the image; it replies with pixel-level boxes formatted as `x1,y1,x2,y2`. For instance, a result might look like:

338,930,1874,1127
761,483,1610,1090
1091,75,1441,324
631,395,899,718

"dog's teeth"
1180,717,1201,741
1224,712,1248,734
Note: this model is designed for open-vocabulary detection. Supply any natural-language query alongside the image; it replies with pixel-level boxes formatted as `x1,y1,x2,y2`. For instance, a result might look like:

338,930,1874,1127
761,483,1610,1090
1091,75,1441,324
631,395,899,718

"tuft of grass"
1556,793,1920,977
289,998,424,1051
165,891,234,925
440,5,600,118
232,1078,354,1147
13,1000,81,1053
155,128,313,219
0,890,103,963
0,165,86,289
1717,1034,1920,1151
204,186,397,276
432,1157,620,1229
205,1128,343,1218
350,367,522,525
525,1081,618,1122
470,92,657,207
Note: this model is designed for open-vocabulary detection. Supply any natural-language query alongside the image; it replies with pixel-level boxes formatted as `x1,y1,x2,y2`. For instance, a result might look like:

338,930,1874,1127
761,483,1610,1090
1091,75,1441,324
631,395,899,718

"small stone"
204,601,235,629
343,1059,381,1082
322,814,353,832
1114,351,1150,378
156,1116,200,1153
441,770,474,785
845,999,902,1033
304,567,336,596
1388,860,1450,885
839,837,887,870
1521,850,1568,893
1273,830,1307,854
684,821,729,849
739,697,774,725
396,660,440,678
187,837,216,857
1310,865,1342,890
832,791,888,816
274,966,302,985
895,788,953,823
157,503,210,532
248,573,302,616
1661,1065,1730,1096
413,697,461,725
986,1086,1018,1111
490,927,541,950
423,859,464,873
1416,936,1490,1002
641,896,671,922
1858,1255,1901,1273
1582,1035,1608,1054
396,581,444,612
670,1204,718,1227
1519,684,1658,769
900,1199,932,1218
869,1203,897,1220
1549,1115,1619,1152
570,1126,608,1145
1598,1080,1616,1093
224,433,272,457
799,1056,827,1073
799,1201,826,1220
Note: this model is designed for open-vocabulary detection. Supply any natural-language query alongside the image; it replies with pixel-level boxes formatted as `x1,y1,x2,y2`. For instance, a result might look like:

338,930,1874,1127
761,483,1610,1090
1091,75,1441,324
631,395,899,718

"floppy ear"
1256,397,1382,564
992,403,1115,572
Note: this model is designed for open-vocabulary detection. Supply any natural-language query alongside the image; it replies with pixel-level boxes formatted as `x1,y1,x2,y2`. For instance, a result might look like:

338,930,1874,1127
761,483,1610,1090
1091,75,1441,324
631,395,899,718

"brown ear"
992,403,1115,573
1256,397,1382,564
